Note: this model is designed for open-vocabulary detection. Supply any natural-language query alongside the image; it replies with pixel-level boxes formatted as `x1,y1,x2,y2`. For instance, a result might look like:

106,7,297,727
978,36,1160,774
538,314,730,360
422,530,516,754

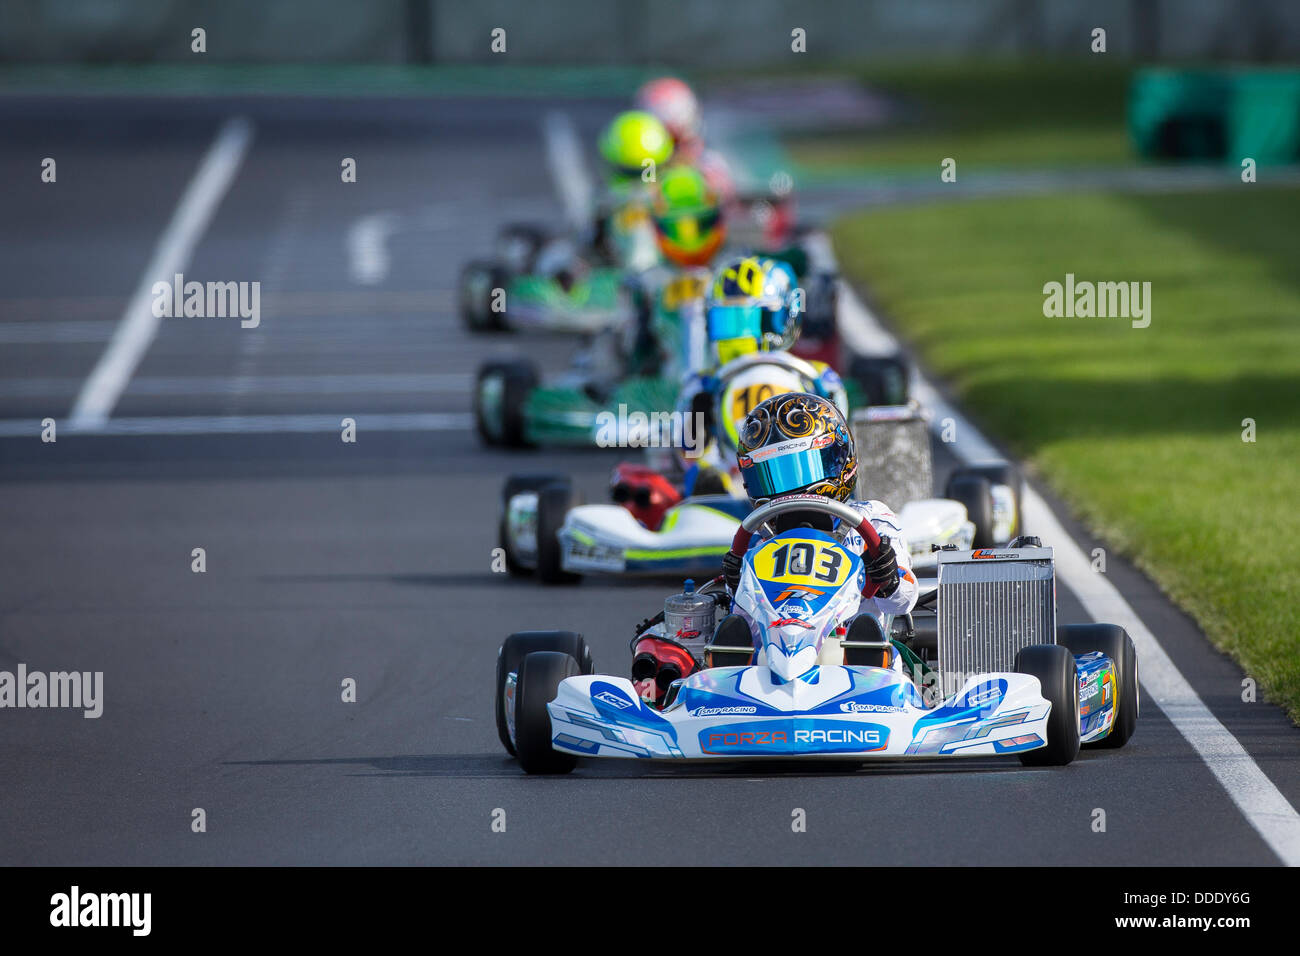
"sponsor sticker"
743,436,815,463
838,701,904,714
594,690,633,710
699,720,890,754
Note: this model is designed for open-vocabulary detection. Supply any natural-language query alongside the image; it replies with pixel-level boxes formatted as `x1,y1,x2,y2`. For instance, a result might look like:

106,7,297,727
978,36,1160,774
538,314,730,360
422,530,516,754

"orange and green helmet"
599,110,674,183
651,166,726,267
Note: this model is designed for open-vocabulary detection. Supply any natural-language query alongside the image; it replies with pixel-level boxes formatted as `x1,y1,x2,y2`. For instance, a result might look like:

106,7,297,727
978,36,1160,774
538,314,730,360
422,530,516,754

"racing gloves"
722,549,743,594
864,536,901,598
722,548,743,595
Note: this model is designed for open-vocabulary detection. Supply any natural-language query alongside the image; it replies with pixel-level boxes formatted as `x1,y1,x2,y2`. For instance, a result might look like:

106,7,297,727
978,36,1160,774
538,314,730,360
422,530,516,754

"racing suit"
630,499,919,706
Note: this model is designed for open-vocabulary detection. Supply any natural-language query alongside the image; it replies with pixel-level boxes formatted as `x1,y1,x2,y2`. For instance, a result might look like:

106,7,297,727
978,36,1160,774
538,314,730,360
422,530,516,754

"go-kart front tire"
1015,644,1081,767
945,473,995,548
536,480,581,585
515,651,580,775
458,260,510,333
499,473,568,576
475,359,538,448
496,631,592,756
1059,623,1138,750
947,462,1023,546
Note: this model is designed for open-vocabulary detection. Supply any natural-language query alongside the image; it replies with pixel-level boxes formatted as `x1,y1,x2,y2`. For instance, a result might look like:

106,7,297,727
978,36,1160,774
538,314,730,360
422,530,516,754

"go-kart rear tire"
475,359,538,448
1015,644,1081,767
515,651,580,775
945,473,995,548
848,352,910,408
1058,623,1139,750
536,479,581,585
458,259,510,333
496,631,592,757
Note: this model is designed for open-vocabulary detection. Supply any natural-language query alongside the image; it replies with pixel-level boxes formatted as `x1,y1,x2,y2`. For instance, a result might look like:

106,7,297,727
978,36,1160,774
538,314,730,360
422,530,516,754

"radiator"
936,547,1056,697
850,403,932,512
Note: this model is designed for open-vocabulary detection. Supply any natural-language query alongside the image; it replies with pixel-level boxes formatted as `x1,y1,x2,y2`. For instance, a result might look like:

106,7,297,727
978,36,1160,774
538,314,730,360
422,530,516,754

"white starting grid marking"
68,117,255,431
0,412,472,438
0,373,472,399
835,283,1300,867
347,211,400,286
542,111,594,230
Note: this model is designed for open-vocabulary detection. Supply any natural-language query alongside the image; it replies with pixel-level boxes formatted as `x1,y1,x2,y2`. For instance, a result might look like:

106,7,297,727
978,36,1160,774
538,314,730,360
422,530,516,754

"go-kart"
496,392,1024,583
473,274,707,449
494,496,1139,773
472,309,871,450
459,223,635,335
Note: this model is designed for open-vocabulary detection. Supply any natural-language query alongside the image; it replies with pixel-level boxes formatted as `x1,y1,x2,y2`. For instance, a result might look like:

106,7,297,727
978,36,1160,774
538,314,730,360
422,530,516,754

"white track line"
542,111,593,230
0,373,473,399
347,212,399,285
837,283,1300,866
0,412,472,438
68,117,254,430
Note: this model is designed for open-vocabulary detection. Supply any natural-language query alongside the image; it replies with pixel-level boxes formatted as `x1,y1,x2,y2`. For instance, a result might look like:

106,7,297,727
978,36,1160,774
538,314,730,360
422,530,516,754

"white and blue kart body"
500,498,1125,767
537,664,1055,760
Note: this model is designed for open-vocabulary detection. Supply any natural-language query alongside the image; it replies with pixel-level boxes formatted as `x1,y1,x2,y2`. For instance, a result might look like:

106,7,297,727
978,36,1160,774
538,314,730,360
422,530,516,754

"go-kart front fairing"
544,664,1053,760
561,496,751,576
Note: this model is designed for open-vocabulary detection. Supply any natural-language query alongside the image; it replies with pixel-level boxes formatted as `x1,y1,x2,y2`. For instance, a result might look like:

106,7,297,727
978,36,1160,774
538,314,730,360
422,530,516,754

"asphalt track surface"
1,94,1296,866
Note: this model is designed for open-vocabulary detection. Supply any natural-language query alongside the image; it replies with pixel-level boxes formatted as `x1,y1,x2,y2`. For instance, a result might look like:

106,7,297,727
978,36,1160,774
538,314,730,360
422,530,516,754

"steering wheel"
714,351,820,388
736,494,882,555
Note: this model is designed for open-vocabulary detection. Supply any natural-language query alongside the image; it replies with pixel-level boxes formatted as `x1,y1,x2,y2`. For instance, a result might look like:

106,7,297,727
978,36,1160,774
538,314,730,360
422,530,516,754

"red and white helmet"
636,76,702,159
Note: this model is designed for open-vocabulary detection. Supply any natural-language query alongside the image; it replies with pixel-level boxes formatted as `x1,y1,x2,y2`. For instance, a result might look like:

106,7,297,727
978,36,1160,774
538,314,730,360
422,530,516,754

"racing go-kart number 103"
494,495,1139,773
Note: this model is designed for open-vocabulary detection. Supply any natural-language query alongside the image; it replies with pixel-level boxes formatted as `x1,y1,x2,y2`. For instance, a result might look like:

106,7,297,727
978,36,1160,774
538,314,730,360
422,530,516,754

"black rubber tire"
1058,623,1138,750
708,614,755,668
515,651,581,774
474,359,538,448
950,462,1023,543
1015,644,1080,767
847,352,910,407
843,615,891,667
944,473,995,548
500,473,568,506
458,259,510,333
498,474,568,576
692,468,729,497
496,631,592,757
536,479,581,584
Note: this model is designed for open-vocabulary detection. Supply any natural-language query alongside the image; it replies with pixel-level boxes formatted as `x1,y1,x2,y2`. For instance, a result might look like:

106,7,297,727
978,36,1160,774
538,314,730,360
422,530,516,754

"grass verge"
832,186,1300,720
786,59,1133,175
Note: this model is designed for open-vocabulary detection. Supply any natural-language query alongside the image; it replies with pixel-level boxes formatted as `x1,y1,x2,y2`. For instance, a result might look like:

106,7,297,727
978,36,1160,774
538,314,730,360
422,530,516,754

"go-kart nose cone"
763,628,820,681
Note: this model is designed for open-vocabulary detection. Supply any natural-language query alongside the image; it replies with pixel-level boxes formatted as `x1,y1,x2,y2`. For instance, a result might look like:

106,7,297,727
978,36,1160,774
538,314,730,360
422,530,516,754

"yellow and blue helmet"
706,256,802,365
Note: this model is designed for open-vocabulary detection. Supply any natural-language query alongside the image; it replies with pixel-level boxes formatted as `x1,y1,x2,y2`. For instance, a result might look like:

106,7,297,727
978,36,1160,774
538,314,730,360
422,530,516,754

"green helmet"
600,110,674,182
652,166,725,267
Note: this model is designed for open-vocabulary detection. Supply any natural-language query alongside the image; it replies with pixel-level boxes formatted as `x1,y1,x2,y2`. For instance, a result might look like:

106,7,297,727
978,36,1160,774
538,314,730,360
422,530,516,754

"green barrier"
1130,67,1300,164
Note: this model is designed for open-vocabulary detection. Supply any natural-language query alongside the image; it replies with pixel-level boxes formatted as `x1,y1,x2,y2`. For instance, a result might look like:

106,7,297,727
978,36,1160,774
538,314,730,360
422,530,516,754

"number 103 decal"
753,537,853,588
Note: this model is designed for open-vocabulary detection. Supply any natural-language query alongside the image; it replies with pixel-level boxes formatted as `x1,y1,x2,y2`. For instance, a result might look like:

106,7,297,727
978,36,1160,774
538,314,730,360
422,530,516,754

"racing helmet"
652,166,726,267
757,258,802,351
736,392,857,502
705,256,800,365
599,110,674,183
635,77,702,159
